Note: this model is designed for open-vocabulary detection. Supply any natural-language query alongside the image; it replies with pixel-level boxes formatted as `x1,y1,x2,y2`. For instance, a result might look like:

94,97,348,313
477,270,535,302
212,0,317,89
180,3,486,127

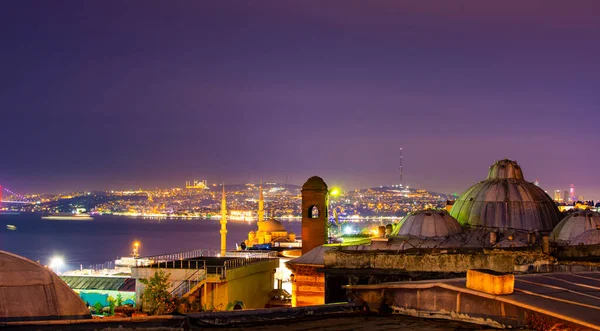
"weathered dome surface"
450,159,560,231
302,176,328,190
571,228,600,246
262,218,286,232
0,250,91,322
487,159,524,180
395,210,462,238
550,210,600,243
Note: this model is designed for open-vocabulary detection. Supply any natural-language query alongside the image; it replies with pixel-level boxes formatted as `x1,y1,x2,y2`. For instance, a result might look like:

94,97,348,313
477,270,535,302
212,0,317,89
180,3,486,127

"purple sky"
1,1,599,198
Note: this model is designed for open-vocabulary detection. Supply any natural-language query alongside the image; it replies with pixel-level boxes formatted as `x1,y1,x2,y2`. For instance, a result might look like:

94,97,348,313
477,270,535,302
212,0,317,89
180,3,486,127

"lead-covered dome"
450,159,560,231
0,250,91,322
487,159,525,180
262,218,286,232
572,228,600,246
394,210,462,238
550,210,600,243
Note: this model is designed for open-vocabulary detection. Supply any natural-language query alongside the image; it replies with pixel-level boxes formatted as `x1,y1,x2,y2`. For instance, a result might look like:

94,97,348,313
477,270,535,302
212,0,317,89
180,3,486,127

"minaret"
220,183,227,257
258,182,265,223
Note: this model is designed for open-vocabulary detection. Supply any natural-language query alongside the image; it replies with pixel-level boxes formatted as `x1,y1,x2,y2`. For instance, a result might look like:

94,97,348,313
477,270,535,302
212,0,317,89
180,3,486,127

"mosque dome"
0,250,91,322
302,176,328,191
263,218,286,232
550,210,600,243
571,227,600,246
450,159,560,231
395,210,462,238
487,159,525,180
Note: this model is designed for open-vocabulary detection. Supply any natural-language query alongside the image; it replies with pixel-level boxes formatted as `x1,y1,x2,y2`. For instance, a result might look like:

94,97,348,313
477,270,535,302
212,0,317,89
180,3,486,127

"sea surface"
0,213,302,269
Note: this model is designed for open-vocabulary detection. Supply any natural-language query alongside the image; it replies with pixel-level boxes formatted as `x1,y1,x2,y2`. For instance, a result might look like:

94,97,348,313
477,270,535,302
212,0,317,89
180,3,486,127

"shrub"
139,270,177,315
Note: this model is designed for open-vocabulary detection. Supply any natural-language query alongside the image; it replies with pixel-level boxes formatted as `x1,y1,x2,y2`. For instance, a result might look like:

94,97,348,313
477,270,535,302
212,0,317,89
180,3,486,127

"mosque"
244,184,297,249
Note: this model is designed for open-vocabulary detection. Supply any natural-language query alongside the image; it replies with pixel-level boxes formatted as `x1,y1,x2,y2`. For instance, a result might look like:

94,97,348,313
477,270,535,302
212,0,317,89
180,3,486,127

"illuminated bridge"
0,185,34,204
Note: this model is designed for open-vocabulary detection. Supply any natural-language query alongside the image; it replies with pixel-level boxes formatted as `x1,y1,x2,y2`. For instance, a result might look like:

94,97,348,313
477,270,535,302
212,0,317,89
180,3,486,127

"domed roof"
0,250,91,322
450,159,560,231
571,228,600,246
263,218,286,232
550,210,600,243
302,176,328,190
487,159,524,180
395,210,462,238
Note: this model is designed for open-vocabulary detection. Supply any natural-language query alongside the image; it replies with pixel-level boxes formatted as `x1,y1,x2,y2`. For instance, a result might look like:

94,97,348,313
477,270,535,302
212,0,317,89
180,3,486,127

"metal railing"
170,269,207,298
225,250,278,258
140,259,207,269
144,249,218,264
224,257,276,270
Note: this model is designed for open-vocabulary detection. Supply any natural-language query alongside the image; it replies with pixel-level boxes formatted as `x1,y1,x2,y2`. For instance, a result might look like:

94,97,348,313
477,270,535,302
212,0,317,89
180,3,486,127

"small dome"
487,159,524,180
571,228,600,246
395,210,462,238
0,250,91,322
302,176,328,190
263,218,286,232
550,210,600,243
450,159,560,231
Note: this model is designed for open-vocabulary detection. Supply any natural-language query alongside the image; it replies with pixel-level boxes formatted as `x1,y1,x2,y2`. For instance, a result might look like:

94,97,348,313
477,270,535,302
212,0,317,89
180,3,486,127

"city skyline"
2,1,600,198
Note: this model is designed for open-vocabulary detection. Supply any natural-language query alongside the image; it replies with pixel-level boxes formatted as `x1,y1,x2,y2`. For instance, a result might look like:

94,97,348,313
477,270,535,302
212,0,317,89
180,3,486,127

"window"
308,205,319,218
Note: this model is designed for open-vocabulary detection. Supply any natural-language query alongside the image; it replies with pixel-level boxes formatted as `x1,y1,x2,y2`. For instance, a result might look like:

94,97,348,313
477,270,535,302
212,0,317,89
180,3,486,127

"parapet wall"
324,248,554,274
553,244,600,261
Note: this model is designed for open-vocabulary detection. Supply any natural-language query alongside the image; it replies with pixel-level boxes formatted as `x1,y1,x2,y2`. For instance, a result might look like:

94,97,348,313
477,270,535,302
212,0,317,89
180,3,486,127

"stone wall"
554,244,600,261
288,265,325,307
324,248,554,274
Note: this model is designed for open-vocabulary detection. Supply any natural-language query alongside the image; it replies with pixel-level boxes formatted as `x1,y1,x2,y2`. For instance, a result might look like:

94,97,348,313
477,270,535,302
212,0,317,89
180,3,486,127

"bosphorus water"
0,214,301,270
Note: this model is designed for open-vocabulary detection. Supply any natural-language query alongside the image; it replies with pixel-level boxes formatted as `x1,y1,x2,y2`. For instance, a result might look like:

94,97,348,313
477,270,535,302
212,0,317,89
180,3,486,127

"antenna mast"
400,147,403,186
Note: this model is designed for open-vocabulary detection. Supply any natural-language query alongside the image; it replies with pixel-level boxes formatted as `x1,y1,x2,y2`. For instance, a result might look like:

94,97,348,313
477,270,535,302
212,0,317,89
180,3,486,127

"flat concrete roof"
347,272,600,330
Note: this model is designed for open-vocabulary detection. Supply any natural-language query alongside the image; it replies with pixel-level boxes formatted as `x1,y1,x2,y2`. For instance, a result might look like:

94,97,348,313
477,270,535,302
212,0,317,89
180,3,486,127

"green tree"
107,296,116,316
93,302,103,315
139,270,176,315
116,293,123,306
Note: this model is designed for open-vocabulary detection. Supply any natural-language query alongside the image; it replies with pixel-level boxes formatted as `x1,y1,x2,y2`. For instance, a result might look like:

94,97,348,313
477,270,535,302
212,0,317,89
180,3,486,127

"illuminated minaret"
258,182,265,223
220,184,227,256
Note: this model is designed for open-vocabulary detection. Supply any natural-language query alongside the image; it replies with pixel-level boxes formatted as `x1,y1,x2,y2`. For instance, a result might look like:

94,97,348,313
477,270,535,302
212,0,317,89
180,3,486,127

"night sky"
1,1,599,198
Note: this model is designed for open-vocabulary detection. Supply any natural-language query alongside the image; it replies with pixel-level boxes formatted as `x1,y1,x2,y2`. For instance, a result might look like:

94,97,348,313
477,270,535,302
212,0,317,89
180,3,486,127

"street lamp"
133,241,140,258
329,187,341,197
49,256,64,274
328,187,343,239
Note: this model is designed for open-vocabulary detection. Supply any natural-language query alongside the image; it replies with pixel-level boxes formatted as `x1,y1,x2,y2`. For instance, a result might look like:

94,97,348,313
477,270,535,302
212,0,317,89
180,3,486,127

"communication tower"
399,147,403,186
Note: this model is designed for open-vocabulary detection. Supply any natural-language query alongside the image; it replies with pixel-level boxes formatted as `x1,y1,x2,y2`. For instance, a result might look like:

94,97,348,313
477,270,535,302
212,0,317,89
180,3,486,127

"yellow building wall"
205,260,278,310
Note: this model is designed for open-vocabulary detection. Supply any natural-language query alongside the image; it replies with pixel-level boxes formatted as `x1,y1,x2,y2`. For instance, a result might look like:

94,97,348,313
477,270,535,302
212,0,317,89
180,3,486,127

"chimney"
489,231,497,245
